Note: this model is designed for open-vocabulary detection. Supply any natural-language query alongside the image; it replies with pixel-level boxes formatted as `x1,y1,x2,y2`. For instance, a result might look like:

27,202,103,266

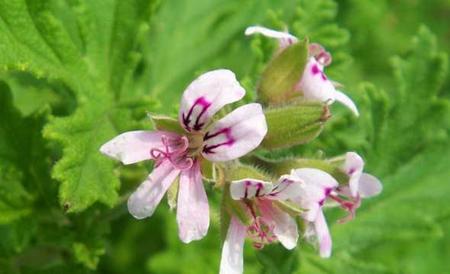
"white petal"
268,175,303,200
179,69,245,132
201,103,267,162
291,168,339,190
100,130,176,165
127,161,180,219
297,57,336,103
220,217,247,274
270,206,298,250
289,169,338,221
358,173,382,198
344,152,364,197
230,179,273,200
314,210,332,258
177,161,210,243
334,90,359,116
245,26,298,49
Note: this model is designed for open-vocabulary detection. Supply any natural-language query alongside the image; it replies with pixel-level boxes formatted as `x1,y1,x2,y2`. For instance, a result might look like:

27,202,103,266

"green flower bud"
261,101,330,149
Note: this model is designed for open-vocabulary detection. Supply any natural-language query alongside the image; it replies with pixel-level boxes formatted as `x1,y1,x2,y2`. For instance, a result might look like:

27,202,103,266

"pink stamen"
150,135,193,170
329,193,361,223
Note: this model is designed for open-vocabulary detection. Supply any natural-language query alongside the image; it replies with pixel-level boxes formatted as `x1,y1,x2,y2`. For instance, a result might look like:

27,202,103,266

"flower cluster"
100,26,382,274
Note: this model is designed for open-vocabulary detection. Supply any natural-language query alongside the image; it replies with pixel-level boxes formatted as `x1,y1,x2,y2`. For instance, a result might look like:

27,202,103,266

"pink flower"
220,177,301,274
100,69,267,243
287,168,339,258
245,26,359,116
329,152,383,222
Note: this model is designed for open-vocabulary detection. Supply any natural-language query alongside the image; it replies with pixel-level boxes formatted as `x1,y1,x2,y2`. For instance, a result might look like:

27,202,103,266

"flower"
100,69,267,243
286,168,339,258
342,152,383,198
329,152,383,222
286,161,382,257
220,177,301,274
245,26,359,116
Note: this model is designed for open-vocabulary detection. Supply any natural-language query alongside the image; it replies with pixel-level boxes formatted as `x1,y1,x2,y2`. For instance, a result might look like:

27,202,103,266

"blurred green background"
0,0,449,273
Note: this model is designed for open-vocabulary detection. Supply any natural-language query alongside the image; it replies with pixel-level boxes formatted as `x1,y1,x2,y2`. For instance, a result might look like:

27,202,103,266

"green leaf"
256,244,299,274
72,242,105,270
0,83,48,224
0,0,158,212
257,39,309,105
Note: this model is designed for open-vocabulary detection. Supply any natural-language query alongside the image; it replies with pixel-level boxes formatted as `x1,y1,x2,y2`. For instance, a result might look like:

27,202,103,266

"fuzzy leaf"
0,0,158,212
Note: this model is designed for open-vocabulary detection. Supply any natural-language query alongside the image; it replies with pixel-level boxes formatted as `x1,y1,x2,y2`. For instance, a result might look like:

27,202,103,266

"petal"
245,26,298,49
334,90,359,116
202,103,267,162
297,57,336,103
291,168,339,190
290,169,338,219
100,130,177,165
358,173,382,198
344,152,364,197
179,69,245,132
267,205,298,250
219,217,247,274
268,175,303,200
177,161,210,243
127,160,180,219
314,210,332,258
230,179,273,200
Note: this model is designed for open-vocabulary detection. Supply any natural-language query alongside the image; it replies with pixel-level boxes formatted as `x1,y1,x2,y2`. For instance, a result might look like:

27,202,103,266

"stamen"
149,135,193,170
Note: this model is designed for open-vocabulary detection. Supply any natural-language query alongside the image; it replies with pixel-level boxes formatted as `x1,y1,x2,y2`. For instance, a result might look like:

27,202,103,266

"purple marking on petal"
319,188,333,206
268,178,293,197
311,64,321,75
348,167,356,175
182,97,211,131
244,181,251,198
255,183,263,197
321,72,327,81
202,127,235,154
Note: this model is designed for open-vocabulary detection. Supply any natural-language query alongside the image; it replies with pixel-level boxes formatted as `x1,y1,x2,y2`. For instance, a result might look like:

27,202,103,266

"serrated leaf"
0,0,158,212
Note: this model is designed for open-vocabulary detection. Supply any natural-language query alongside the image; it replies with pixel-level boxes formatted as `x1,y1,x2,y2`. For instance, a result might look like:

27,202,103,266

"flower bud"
261,102,330,149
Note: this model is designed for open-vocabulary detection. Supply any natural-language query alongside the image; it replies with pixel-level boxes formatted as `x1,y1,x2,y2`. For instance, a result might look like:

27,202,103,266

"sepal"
148,113,185,134
258,39,309,105
274,200,303,216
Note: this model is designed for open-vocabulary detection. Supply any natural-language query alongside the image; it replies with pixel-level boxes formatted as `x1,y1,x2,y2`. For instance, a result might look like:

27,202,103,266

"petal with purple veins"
179,69,245,132
230,179,273,200
202,103,267,162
